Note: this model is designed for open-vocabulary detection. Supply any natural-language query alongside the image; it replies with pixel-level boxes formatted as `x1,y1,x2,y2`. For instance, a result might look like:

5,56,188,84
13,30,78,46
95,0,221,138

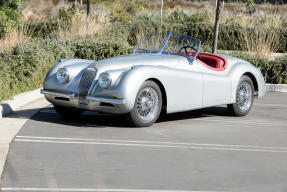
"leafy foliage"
167,9,209,25
0,0,22,36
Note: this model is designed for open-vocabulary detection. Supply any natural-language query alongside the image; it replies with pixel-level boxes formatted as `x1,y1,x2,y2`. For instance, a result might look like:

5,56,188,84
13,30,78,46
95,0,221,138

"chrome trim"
40,89,76,99
86,96,125,104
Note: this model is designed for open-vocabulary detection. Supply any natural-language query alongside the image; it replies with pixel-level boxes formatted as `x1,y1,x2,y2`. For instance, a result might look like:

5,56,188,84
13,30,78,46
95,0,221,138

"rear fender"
228,62,265,103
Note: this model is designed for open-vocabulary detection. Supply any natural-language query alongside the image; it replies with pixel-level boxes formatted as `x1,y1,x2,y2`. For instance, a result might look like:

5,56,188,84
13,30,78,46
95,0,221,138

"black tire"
54,105,83,119
228,75,254,116
128,81,162,127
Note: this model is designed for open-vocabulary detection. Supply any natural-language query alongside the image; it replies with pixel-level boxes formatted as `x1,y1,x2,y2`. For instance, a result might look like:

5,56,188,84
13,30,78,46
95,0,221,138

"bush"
0,38,131,101
167,9,209,25
103,14,286,53
24,19,62,38
0,0,23,36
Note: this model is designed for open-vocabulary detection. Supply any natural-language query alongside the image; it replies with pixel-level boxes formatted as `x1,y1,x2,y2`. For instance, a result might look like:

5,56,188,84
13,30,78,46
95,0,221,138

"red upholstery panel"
163,51,228,71
188,52,228,71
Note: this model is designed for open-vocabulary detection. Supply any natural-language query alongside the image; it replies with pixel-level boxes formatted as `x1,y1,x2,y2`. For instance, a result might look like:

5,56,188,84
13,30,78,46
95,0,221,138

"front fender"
94,65,203,114
43,58,95,93
91,66,161,112
228,62,265,103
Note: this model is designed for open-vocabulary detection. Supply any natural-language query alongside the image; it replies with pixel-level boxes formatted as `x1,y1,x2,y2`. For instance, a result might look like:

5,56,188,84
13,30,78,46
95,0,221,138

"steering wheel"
178,45,201,60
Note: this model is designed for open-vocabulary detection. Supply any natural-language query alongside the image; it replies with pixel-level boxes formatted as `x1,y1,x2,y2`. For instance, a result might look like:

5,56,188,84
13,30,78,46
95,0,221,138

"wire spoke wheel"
237,82,252,112
136,87,159,122
128,81,162,127
228,75,254,116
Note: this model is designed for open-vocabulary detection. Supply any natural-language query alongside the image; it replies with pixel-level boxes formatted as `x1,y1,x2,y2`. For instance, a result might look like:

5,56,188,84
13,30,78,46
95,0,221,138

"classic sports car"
41,32,265,127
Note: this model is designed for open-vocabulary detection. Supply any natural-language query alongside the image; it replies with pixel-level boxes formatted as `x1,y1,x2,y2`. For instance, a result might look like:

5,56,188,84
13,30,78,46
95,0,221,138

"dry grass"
243,28,280,59
0,26,30,52
57,13,105,40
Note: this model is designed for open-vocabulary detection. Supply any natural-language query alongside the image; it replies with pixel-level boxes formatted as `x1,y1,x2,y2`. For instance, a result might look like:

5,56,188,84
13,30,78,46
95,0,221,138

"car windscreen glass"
133,33,169,54
162,34,200,59
133,33,201,61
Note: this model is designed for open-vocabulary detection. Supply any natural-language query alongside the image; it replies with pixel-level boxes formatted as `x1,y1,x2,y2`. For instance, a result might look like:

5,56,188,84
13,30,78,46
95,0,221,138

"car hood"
92,53,188,72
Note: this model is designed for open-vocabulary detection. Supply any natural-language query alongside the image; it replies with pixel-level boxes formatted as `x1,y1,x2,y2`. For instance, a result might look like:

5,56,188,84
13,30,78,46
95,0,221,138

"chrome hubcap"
237,82,252,112
136,87,159,122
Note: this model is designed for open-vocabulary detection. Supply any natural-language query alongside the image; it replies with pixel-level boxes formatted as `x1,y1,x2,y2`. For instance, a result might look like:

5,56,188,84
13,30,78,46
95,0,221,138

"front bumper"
41,89,128,114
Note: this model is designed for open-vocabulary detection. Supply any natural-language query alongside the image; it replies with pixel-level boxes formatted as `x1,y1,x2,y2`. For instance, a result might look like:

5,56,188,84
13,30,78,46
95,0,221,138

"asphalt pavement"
1,92,287,192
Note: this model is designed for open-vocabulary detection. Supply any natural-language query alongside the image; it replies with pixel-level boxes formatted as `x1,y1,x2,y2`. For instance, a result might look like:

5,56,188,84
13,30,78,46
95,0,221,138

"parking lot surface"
1,92,287,192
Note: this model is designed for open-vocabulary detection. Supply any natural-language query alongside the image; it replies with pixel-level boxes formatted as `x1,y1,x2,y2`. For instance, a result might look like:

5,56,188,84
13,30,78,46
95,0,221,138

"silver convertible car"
41,32,265,127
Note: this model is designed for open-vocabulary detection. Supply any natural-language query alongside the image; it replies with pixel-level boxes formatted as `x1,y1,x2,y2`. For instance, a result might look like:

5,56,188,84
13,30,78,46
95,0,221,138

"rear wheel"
128,81,162,127
228,75,254,116
54,105,83,119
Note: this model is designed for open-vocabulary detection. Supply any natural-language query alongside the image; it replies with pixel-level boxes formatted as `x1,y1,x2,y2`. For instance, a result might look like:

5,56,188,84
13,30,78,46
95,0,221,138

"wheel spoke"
136,87,159,122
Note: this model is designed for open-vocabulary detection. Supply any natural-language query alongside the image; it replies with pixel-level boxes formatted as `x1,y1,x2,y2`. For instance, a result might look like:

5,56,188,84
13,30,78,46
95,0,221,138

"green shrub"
24,19,68,38
0,0,23,36
112,7,132,22
167,9,209,25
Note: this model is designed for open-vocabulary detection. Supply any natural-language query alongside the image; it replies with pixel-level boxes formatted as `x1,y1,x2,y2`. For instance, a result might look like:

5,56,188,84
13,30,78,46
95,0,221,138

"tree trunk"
87,0,90,16
212,0,221,54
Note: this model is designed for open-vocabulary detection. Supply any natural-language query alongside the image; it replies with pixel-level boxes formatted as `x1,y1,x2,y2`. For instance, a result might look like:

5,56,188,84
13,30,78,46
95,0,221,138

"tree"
0,0,23,37
212,0,221,54
86,0,90,16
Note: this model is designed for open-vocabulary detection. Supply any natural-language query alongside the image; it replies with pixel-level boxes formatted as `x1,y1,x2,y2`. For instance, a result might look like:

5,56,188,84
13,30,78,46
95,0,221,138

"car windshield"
133,32,201,61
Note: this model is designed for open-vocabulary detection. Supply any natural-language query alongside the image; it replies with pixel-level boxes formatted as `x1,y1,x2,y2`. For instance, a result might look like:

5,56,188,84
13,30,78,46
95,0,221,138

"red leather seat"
188,52,227,71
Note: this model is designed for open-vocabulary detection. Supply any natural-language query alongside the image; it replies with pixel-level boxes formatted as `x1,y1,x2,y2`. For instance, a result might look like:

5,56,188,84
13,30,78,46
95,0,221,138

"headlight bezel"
98,72,112,89
56,67,70,84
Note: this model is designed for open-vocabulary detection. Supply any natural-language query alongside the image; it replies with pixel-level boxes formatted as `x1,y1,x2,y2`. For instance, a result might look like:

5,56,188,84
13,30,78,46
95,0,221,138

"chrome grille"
78,67,97,103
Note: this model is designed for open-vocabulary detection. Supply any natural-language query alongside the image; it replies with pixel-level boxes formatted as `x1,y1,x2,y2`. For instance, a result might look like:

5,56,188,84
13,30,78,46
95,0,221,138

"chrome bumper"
40,89,76,99
40,89,127,113
40,89,125,104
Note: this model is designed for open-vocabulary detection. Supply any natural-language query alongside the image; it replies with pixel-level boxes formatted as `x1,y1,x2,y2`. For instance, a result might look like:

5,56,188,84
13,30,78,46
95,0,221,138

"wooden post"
212,0,221,54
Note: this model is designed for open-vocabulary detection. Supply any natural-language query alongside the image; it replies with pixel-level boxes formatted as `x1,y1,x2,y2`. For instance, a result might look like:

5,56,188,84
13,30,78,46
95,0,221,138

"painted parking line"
0,188,223,192
15,136,287,153
254,103,287,108
192,118,287,126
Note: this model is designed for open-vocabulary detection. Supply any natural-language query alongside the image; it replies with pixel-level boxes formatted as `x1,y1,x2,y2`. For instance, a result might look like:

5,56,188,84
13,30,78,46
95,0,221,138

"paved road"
1,92,287,192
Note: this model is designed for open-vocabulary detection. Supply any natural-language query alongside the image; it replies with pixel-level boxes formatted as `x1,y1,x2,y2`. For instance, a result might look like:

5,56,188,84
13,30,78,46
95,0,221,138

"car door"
196,60,231,107
165,58,203,113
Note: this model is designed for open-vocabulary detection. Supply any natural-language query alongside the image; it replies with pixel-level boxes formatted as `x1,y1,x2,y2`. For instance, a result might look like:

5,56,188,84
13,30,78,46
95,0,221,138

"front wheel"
228,75,254,116
128,81,162,127
54,105,83,119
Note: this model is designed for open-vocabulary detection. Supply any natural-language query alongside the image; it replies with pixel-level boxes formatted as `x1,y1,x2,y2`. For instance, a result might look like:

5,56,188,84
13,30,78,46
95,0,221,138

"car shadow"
159,106,231,123
21,105,231,128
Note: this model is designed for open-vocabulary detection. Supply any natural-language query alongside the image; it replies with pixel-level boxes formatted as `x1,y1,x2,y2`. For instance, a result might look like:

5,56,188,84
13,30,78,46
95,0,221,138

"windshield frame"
132,32,201,63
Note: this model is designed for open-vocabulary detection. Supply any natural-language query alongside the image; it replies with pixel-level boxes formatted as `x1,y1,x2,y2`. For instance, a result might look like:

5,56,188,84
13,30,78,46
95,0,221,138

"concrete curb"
265,84,287,93
0,88,43,118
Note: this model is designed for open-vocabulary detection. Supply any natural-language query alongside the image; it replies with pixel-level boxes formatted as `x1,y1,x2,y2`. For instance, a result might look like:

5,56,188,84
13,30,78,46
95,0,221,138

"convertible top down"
41,32,265,127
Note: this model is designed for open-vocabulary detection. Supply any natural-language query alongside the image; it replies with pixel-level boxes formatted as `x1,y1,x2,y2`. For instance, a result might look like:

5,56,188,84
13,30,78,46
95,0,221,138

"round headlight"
56,67,70,84
98,72,112,89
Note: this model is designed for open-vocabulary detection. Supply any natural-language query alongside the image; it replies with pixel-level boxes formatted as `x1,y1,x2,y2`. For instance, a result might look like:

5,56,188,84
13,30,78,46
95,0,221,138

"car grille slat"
79,67,97,103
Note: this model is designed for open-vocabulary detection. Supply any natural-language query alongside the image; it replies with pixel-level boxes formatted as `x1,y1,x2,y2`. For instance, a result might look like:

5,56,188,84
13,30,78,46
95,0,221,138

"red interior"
196,52,228,71
163,51,228,71
186,52,227,71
